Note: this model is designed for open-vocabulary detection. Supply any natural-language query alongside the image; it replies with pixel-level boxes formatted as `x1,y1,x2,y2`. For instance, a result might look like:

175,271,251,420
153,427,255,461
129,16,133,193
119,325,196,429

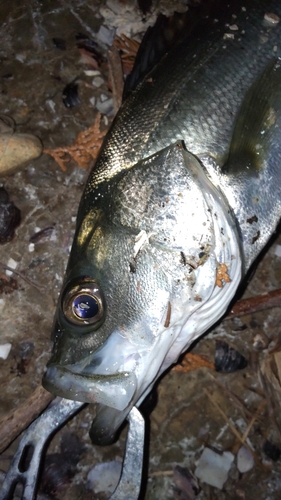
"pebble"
195,447,234,489
84,70,101,76
237,445,254,473
0,343,12,360
96,24,116,46
0,133,42,175
100,93,109,102
92,76,105,88
87,461,122,494
264,12,280,25
6,257,18,276
96,97,114,115
274,244,281,257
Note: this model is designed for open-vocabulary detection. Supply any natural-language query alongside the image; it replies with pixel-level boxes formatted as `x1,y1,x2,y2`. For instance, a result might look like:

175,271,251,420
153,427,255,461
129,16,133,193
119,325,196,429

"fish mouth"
43,364,137,411
43,323,178,445
42,330,148,415
42,329,164,444
43,345,139,445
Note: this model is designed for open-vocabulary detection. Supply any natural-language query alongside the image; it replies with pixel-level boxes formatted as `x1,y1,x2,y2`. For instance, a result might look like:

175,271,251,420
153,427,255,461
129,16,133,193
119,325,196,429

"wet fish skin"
82,0,281,270
43,0,281,444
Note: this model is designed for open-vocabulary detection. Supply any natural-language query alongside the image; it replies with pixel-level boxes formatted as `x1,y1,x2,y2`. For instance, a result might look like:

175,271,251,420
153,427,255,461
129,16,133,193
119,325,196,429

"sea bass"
43,0,281,444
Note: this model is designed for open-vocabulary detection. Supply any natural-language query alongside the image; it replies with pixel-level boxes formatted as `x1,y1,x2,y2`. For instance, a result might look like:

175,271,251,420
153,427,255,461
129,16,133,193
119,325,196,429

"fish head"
43,143,241,444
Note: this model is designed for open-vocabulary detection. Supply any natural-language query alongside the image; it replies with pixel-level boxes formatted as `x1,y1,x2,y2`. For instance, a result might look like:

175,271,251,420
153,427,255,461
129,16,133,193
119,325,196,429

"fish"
43,0,281,445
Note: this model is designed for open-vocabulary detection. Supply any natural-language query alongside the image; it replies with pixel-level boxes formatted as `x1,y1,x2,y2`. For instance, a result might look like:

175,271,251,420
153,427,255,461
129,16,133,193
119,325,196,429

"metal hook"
0,398,144,500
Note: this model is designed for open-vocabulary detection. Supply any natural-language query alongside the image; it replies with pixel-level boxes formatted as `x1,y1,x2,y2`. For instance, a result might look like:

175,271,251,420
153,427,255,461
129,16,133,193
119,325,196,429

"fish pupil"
72,294,99,319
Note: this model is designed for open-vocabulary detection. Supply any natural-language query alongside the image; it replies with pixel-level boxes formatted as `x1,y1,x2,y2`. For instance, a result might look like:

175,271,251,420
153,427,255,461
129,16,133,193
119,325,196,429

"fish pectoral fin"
221,59,281,269
224,58,281,175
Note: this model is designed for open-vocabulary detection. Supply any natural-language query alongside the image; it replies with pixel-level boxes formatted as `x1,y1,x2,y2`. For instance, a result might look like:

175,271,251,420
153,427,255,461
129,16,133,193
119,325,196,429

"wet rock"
0,132,42,175
215,340,248,373
0,188,21,243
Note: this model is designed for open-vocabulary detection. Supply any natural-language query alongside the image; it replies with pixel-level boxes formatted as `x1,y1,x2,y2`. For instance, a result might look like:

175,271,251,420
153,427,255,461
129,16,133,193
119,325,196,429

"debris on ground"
44,114,106,170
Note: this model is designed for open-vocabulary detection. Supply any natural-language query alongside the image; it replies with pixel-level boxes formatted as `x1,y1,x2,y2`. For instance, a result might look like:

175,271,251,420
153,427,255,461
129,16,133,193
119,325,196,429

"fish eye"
62,278,104,326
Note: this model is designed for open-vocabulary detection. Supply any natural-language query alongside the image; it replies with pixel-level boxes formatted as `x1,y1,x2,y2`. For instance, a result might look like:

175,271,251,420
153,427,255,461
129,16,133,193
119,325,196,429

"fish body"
43,0,281,444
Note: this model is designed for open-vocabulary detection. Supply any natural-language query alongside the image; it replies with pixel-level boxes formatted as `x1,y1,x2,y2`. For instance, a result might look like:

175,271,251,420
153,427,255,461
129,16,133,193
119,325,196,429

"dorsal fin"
123,0,244,100
123,11,189,99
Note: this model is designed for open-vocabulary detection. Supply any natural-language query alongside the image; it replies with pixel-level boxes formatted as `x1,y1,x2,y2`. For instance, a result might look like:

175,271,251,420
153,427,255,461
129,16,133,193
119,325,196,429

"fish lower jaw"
43,327,152,410
42,364,137,411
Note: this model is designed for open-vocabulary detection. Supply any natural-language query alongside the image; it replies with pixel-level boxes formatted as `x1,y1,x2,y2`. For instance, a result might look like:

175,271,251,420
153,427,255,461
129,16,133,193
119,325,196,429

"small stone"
274,244,281,257
0,343,12,360
45,99,56,113
237,446,254,473
264,12,280,25
195,448,234,489
96,25,115,46
100,93,109,102
87,461,122,494
96,97,114,116
223,33,235,40
84,70,101,76
0,133,42,175
92,76,105,88
253,332,269,351
6,257,18,276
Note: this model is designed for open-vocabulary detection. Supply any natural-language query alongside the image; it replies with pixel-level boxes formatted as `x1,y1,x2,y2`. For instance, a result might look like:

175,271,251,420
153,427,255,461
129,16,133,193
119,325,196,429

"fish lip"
42,364,137,411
